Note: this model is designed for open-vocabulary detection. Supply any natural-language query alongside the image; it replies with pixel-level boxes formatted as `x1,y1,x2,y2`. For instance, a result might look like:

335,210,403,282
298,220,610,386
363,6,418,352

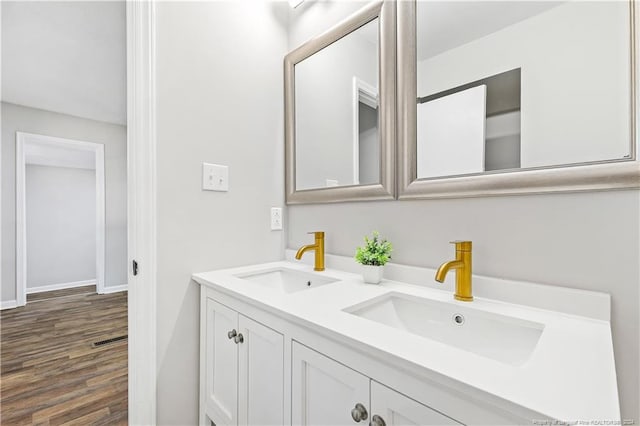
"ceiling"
417,1,564,61
2,1,126,125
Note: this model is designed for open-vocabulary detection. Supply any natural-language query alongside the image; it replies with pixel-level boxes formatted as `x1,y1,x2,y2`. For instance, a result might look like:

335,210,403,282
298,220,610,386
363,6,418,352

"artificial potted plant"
354,231,393,284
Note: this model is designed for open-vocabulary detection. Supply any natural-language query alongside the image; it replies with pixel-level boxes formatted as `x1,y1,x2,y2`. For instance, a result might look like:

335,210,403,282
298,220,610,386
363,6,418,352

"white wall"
1,102,127,302
154,2,287,424
417,1,630,168
295,19,377,189
287,1,639,422
25,165,96,289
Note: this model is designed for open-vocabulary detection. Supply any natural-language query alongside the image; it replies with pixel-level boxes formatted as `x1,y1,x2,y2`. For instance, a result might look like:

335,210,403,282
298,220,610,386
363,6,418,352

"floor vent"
92,335,128,348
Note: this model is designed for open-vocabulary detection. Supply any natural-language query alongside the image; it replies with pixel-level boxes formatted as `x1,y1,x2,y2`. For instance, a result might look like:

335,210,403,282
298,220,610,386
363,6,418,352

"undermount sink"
345,293,544,366
234,267,339,293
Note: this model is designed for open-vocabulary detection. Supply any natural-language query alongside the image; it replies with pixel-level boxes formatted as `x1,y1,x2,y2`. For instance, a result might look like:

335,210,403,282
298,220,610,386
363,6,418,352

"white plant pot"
361,265,383,284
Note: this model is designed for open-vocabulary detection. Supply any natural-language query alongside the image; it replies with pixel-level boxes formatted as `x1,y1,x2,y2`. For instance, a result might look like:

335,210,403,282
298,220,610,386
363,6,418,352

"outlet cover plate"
271,207,283,230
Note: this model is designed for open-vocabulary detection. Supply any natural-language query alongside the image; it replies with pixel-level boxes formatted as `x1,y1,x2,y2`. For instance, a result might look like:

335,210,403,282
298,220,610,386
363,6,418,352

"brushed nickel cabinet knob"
350,403,368,422
371,415,386,426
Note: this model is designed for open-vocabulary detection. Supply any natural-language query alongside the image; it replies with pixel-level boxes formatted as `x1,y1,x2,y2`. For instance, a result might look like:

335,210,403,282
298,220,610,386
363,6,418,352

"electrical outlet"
271,207,283,231
202,163,229,192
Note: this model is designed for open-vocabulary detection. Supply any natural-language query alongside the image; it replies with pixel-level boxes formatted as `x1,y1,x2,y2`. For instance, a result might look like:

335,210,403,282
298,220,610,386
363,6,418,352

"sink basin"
345,293,544,366
234,267,339,293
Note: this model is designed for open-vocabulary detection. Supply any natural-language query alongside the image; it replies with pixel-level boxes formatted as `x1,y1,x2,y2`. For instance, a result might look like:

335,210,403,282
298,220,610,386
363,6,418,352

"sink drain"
452,314,465,325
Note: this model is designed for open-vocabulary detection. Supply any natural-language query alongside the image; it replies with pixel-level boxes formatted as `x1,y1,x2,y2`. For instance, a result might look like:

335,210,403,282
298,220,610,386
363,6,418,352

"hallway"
0,287,128,425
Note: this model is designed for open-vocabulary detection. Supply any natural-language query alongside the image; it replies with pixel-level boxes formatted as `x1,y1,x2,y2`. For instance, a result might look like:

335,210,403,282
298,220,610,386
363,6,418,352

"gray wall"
1,102,128,302
26,165,96,289
154,2,287,424
287,2,639,421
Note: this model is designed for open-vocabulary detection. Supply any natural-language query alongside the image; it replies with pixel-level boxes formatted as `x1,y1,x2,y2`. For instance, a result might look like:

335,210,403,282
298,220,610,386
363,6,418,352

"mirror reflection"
295,18,379,190
416,1,631,180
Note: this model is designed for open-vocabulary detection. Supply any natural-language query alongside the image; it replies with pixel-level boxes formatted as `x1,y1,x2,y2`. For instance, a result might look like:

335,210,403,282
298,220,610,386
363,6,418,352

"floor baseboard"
0,300,19,310
27,279,97,294
100,284,128,294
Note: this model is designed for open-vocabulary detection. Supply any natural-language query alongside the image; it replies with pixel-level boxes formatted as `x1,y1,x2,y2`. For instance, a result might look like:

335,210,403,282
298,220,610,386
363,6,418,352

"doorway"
15,132,106,305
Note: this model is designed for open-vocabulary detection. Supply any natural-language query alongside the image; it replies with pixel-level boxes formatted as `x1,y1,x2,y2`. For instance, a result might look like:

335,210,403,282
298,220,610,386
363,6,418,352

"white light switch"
271,207,283,231
202,163,229,192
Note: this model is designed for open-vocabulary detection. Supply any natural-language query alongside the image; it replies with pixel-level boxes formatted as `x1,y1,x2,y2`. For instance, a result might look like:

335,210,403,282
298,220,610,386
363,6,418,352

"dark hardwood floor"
1,286,128,425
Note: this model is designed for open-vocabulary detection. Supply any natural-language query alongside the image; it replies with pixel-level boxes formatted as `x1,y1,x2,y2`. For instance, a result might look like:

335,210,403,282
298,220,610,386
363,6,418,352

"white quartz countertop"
192,261,620,422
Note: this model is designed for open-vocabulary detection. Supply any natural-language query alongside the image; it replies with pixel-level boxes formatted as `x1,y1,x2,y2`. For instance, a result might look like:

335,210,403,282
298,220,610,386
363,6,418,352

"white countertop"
192,260,620,422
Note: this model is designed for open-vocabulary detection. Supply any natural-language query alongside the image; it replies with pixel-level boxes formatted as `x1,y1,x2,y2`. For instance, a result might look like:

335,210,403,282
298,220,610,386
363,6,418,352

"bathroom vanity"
193,256,619,426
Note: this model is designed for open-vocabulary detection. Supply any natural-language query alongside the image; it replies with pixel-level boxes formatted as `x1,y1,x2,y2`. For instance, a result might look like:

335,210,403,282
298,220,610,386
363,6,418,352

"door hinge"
132,260,139,276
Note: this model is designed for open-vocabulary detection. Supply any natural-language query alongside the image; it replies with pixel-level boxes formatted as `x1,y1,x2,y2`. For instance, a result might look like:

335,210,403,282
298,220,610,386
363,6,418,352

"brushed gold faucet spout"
435,260,464,283
295,244,316,259
295,232,325,271
435,241,473,302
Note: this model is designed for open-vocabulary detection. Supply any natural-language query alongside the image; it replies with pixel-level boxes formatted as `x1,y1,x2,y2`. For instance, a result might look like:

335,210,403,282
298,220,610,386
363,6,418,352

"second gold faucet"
295,231,325,271
435,241,473,302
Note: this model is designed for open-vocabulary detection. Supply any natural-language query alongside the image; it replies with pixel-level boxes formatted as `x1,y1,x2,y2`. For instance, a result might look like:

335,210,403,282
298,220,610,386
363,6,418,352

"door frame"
352,76,379,185
15,132,106,304
127,1,157,424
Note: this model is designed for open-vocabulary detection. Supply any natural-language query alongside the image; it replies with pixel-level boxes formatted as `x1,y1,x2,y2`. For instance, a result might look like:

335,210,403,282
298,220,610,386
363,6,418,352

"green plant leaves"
354,231,393,266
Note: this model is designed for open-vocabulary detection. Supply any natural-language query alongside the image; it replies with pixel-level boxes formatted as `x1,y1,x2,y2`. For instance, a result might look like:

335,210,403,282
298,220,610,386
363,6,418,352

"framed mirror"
285,1,396,204
398,0,640,199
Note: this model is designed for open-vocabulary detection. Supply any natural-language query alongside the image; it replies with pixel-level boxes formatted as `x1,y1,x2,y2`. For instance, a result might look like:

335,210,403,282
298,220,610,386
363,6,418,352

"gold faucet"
435,241,473,302
295,231,325,271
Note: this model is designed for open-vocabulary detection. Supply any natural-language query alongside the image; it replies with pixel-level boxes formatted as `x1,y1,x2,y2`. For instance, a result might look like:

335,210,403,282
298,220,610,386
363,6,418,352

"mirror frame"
285,1,396,204
397,0,640,199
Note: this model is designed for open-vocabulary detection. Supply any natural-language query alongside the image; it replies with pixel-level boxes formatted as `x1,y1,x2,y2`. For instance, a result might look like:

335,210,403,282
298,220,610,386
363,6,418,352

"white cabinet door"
205,299,238,426
370,381,461,426
292,342,370,426
238,315,284,426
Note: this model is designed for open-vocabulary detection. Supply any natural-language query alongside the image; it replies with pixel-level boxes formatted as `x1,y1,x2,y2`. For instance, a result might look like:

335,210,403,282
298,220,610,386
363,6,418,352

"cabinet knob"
234,333,244,344
350,403,368,422
227,329,237,339
371,415,386,426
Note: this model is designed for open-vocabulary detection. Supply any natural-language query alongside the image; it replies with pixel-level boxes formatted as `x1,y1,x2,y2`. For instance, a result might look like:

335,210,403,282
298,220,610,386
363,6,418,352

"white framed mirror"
398,0,640,199
285,1,396,204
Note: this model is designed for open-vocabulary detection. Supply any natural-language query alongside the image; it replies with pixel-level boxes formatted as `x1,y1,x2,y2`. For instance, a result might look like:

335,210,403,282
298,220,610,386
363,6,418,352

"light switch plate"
270,207,283,231
202,163,229,192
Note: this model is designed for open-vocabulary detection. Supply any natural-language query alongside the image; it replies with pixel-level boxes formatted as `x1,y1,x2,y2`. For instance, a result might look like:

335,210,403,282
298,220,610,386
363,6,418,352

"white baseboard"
100,284,128,294
26,279,97,294
0,300,18,310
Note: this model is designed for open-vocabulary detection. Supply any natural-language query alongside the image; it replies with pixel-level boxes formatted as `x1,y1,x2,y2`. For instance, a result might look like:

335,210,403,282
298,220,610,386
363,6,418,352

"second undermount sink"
345,293,544,366
234,267,339,293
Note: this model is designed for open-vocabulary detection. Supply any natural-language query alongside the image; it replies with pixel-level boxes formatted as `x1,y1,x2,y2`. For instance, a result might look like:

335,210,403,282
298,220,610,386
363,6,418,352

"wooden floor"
1,286,128,425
